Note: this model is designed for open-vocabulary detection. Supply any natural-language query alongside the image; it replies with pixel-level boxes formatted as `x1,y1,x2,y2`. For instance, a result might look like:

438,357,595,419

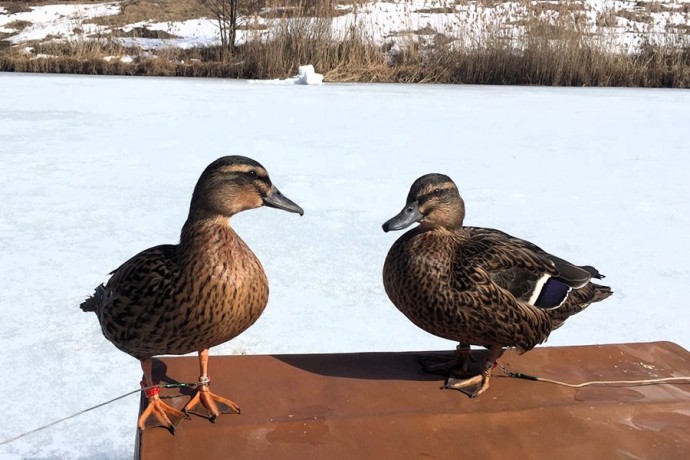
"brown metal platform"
135,341,690,459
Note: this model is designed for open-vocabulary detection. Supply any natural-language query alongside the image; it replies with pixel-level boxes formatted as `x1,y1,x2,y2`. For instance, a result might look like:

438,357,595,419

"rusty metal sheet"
135,342,690,459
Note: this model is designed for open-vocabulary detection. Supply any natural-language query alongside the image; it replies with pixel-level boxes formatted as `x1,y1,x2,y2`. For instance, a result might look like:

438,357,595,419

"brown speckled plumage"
81,155,303,431
92,219,268,359
382,173,612,396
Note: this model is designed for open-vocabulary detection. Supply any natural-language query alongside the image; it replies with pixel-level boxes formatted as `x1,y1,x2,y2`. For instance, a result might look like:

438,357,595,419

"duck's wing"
81,244,180,353
448,231,554,350
107,244,178,286
102,244,179,314
463,227,595,309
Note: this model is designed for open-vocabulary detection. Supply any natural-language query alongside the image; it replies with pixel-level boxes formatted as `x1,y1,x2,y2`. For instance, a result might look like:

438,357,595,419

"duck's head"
382,173,464,232
189,156,304,219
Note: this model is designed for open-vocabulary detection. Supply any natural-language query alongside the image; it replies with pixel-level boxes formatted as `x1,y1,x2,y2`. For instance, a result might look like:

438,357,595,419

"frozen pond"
1,73,689,458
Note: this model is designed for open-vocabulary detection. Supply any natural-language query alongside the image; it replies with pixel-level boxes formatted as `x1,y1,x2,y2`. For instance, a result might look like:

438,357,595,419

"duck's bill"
264,186,304,216
382,201,422,232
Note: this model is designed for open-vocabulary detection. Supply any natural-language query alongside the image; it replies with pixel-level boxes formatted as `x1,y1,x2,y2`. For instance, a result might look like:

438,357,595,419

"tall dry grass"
1,1,689,86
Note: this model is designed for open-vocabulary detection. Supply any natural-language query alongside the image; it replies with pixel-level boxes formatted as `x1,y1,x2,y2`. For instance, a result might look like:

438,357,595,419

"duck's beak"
264,186,304,216
382,201,422,232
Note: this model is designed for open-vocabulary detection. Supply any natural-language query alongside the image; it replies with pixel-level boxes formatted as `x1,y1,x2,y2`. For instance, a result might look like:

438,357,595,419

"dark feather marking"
534,278,570,309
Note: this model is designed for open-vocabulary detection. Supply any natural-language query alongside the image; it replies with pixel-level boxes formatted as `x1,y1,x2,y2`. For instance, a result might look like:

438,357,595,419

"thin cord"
0,383,196,446
498,363,690,388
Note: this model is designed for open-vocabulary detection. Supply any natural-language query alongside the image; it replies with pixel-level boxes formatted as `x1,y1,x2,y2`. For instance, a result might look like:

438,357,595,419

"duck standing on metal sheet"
81,156,303,432
382,173,612,397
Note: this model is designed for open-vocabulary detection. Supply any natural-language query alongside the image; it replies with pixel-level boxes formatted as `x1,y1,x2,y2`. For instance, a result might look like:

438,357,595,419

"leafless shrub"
200,0,239,62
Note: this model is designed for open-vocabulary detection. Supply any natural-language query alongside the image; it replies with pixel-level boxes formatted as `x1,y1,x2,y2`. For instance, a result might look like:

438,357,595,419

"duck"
81,156,303,432
382,173,612,397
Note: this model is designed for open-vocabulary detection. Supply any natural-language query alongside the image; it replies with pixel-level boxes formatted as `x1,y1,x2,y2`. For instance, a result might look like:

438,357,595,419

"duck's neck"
418,221,465,234
179,215,238,265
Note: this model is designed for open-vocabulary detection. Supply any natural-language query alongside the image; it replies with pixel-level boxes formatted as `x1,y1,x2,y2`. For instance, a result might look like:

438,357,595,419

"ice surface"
1,73,689,457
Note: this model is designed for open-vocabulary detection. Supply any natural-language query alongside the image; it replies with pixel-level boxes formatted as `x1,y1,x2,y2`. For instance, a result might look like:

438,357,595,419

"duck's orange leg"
183,349,241,422
138,358,186,433
444,344,504,398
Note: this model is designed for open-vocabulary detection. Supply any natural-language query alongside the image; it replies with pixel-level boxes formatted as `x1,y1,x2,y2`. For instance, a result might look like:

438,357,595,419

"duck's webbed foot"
442,344,504,398
138,358,187,433
183,377,241,422
444,366,493,398
418,343,474,376
138,387,187,433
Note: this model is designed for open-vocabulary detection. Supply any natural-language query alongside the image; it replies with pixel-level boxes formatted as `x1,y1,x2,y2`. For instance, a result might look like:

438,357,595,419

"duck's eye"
434,188,442,195
247,170,257,178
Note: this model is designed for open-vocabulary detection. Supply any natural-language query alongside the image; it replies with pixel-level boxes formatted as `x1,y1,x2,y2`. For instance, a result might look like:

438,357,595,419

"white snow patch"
250,64,324,85
0,3,121,44
295,65,324,85
104,54,135,63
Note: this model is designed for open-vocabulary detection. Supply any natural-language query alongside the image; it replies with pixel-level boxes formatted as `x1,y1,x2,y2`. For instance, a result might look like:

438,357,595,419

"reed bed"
1,0,689,86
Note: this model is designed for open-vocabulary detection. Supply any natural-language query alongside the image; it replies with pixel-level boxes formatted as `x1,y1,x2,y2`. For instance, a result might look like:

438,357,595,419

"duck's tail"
591,284,613,303
80,284,106,312
548,282,612,329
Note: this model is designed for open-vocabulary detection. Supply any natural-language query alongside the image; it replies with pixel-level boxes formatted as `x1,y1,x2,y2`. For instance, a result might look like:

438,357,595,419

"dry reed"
1,0,689,86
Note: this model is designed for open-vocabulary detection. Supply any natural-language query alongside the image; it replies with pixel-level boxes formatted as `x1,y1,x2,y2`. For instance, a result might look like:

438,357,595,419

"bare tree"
201,0,239,62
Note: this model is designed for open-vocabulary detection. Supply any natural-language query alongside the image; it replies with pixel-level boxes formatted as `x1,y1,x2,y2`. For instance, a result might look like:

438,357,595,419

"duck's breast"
180,230,269,351
383,231,465,339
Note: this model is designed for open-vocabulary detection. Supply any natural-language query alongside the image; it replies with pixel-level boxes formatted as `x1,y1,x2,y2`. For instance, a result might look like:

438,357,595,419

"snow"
0,3,120,44
251,64,325,85
1,72,689,457
103,54,134,63
293,65,324,85
120,18,219,50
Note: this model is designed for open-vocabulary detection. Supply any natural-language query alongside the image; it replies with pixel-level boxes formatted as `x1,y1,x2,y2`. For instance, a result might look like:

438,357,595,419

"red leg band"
141,380,161,398
144,386,160,398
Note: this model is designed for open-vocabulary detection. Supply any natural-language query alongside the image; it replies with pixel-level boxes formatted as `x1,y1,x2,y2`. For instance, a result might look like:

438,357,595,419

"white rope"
498,364,690,388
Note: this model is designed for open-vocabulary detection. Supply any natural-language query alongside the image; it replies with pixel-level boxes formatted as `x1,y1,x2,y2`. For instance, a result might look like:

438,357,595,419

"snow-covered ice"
0,73,689,457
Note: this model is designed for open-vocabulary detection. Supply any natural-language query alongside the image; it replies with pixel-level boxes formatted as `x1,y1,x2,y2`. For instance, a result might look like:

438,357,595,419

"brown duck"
382,173,612,397
81,156,303,432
